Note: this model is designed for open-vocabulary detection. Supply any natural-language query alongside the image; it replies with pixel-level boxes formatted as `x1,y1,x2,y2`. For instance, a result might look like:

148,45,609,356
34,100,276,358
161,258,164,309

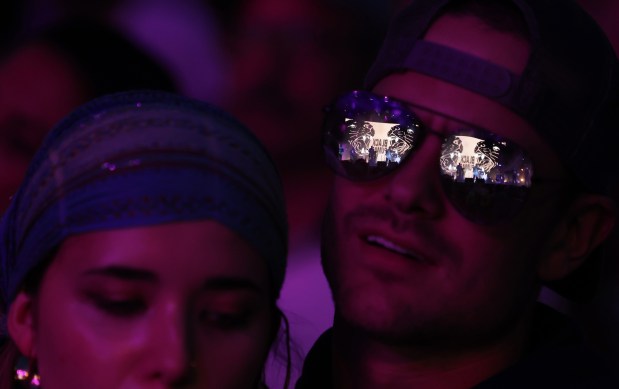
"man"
297,0,619,388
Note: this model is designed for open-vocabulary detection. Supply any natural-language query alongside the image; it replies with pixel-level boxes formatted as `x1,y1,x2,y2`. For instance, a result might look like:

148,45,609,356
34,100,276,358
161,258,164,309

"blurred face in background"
0,44,89,211
10,220,275,389
228,0,374,158
225,0,386,240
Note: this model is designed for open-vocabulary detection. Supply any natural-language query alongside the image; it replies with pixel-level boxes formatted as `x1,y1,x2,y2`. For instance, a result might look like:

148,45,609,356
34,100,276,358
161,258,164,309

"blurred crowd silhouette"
0,0,618,386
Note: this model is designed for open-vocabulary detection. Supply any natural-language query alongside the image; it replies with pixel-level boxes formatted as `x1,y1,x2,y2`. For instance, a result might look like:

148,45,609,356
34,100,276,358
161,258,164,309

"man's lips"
363,234,431,264
343,207,457,266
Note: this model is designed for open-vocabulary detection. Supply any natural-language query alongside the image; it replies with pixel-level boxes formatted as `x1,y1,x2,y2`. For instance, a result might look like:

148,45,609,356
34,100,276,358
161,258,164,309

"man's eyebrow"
404,100,487,132
83,266,157,281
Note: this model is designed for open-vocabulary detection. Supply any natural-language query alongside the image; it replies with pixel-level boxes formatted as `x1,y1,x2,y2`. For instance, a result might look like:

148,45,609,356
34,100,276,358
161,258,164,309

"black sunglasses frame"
322,90,541,224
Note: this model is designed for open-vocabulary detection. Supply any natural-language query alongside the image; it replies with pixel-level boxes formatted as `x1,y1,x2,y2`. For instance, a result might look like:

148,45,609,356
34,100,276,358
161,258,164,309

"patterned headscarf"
0,91,288,335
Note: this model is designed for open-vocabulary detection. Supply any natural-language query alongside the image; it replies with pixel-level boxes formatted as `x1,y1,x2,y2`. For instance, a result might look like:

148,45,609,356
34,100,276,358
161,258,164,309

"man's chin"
335,301,457,349
333,282,421,339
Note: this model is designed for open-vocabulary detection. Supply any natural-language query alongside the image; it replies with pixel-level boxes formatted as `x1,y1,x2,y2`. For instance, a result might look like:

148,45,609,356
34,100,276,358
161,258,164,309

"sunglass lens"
439,133,533,224
323,91,423,181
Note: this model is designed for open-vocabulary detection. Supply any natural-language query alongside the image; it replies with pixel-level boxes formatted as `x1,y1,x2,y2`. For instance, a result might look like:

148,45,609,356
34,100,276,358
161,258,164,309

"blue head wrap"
0,90,288,336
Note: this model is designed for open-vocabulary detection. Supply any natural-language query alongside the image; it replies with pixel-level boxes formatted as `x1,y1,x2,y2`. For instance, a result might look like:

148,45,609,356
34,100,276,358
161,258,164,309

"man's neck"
331,312,534,389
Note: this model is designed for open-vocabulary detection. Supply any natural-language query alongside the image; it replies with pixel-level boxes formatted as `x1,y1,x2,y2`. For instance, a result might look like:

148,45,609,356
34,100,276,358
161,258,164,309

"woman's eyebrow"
202,277,263,294
82,265,157,282
81,269,264,293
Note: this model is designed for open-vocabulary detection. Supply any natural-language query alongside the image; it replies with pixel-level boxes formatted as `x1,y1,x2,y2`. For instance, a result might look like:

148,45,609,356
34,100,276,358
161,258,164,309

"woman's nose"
144,301,195,385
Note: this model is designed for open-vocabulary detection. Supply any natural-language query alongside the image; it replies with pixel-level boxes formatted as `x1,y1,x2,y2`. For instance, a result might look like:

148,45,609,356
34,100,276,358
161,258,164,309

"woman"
0,90,288,388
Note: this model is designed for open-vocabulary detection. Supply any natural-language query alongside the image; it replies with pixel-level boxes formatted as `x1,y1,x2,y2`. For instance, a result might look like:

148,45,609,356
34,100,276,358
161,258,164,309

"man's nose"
384,135,445,218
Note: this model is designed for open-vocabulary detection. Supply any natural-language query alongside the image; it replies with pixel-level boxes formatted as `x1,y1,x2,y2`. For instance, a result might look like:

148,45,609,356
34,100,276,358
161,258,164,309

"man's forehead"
423,14,531,75
370,14,565,177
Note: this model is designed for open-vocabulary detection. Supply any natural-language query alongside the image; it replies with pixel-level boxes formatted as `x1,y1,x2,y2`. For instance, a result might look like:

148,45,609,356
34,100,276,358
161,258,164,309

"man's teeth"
366,235,415,257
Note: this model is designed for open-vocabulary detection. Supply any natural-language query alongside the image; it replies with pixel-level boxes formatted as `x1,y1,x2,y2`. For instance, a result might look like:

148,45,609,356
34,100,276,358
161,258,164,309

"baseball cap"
364,0,619,301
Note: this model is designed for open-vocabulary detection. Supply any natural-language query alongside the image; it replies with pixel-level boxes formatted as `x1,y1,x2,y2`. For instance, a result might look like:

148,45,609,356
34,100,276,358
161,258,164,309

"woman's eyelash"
198,310,251,330
87,294,147,317
84,291,256,327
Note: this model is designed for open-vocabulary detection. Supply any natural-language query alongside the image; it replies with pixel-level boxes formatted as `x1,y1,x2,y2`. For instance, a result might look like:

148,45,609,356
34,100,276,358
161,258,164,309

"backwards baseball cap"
363,0,619,300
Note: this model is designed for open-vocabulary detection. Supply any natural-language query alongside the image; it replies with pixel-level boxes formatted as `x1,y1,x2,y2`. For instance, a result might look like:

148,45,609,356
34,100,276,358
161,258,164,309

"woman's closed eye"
196,292,262,332
85,291,147,318
198,309,251,331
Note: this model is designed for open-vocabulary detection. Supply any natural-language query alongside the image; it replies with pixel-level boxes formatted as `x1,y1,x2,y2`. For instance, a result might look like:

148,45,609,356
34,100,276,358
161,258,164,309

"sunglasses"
322,90,540,225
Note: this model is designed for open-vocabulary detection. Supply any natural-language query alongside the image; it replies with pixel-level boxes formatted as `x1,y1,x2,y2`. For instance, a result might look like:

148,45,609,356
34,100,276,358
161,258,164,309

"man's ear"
7,291,37,359
538,194,616,281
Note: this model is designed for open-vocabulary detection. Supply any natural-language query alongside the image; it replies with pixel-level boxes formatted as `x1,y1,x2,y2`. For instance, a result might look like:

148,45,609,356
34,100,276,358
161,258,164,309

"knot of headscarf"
0,90,288,337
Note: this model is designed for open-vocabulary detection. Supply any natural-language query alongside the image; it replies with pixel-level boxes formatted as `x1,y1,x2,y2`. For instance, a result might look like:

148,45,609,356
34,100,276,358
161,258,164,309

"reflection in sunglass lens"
439,133,533,224
322,91,423,181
